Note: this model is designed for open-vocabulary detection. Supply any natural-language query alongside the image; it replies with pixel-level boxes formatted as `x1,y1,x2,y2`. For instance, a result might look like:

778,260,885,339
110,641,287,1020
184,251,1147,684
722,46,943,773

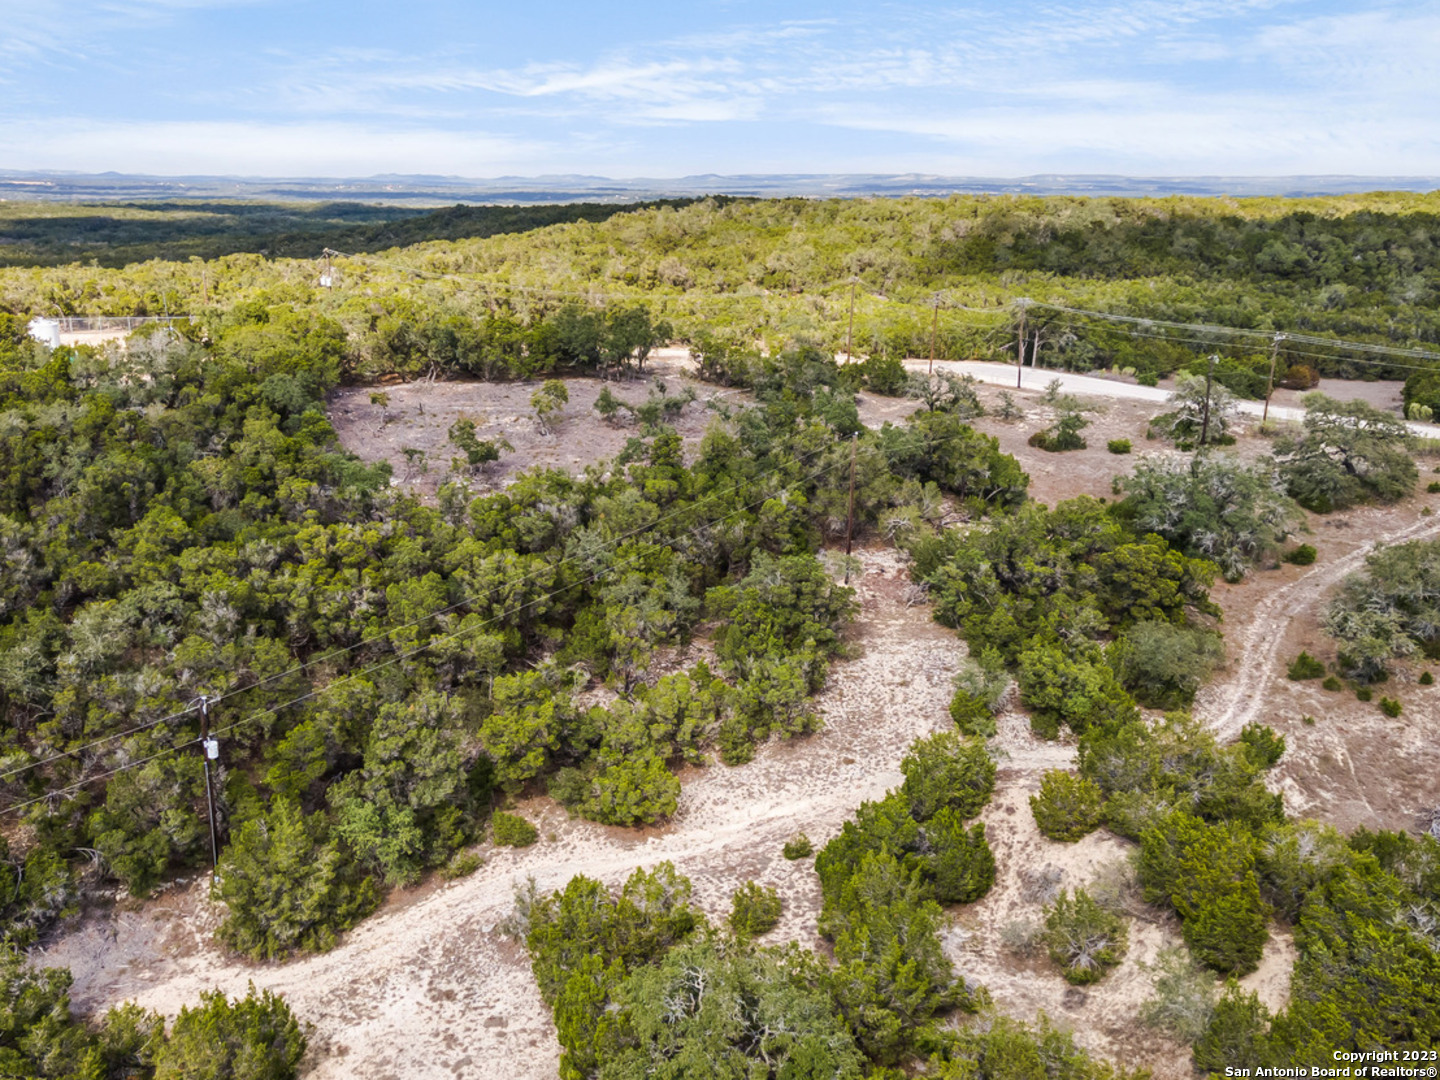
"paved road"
909,359,1440,437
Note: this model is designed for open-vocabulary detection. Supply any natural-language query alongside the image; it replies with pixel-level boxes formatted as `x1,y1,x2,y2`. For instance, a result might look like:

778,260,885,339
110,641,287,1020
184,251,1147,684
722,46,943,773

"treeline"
0,197,704,268
6,191,1440,388
0,302,1025,960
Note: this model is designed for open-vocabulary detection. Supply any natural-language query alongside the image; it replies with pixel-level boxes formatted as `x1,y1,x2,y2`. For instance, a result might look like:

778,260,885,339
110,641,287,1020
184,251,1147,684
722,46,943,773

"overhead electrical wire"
0,416,863,788
1,421,976,818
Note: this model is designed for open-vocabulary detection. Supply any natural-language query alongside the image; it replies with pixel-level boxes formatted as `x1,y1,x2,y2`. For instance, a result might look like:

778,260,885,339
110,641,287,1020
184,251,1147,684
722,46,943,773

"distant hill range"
2,170,1438,204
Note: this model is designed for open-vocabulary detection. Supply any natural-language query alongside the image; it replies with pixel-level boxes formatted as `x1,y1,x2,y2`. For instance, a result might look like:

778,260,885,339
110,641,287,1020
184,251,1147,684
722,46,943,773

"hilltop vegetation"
2,192,1440,1077
6,191,1440,391
0,197,702,268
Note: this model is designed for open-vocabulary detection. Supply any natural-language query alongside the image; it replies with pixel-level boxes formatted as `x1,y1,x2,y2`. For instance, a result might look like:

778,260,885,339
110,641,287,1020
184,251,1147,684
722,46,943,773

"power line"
0,419,859,788
0,422,995,820
0,444,860,816
1029,300,1440,364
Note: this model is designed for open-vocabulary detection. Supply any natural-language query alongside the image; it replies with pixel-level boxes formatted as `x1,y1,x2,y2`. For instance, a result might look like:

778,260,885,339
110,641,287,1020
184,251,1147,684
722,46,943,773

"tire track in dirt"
1195,511,1440,742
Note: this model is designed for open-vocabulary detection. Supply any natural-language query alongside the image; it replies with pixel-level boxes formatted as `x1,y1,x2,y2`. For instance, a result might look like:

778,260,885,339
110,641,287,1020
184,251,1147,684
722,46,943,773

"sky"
1,0,1437,178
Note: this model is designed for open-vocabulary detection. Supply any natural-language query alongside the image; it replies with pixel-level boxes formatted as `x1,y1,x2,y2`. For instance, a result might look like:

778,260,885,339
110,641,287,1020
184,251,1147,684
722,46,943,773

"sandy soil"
329,349,726,496
37,366,1440,1078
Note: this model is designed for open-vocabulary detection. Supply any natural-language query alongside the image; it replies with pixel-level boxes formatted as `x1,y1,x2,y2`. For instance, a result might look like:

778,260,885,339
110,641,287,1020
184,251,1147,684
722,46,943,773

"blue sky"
1,0,1437,177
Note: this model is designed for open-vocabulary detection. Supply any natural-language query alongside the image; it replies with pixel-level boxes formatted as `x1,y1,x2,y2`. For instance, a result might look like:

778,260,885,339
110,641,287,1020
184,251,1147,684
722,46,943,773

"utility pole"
844,433,858,584
198,695,219,875
1200,353,1218,448
1261,333,1285,428
1015,299,1029,389
844,279,857,364
928,294,940,375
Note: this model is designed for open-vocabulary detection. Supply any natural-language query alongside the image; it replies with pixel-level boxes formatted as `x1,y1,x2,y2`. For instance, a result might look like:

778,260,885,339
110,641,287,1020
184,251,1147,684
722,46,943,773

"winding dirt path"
41,548,971,1079
1195,510,1440,741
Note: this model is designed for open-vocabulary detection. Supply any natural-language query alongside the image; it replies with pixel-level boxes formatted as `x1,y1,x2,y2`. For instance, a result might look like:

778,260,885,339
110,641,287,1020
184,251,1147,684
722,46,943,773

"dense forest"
0,198,702,268
6,191,1440,394
1,192,1438,1078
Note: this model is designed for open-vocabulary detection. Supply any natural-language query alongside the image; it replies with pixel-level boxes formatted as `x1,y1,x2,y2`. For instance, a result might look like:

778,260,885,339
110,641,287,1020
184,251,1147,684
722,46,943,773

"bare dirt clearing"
329,349,723,496
39,368,1440,1078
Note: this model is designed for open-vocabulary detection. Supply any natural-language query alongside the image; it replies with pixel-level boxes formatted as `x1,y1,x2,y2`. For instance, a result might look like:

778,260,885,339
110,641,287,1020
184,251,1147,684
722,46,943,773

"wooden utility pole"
198,696,219,874
928,294,940,375
1200,353,1218,447
1015,300,1029,388
844,280,857,364
1261,333,1285,428
844,433,858,583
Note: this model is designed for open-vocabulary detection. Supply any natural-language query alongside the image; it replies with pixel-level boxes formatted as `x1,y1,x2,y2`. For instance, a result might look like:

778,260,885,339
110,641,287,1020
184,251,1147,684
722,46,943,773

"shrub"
1028,408,1089,452
925,813,996,904
899,731,995,822
153,984,306,1080
1356,686,1373,702
1422,671,1435,686
1000,917,1043,956
728,880,783,938
782,833,814,860
1283,544,1317,565
1429,481,1440,494
1137,371,1159,387
1138,812,1269,975
1379,696,1403,717
440,851,483,880
215,798,379,961
949,687,997,737
1115,454,1303,582
1301,714,1316,726
1140,948,1217,1042
1322,675,1343,691
1111,621,1225,708
862,354,909,396
1030,771,1106,842
1107,438,1132,454
1277,394,1416,511
1239,724,1285,769
492,812,539,847
1042,888,1128,985
1286,652,1325,680
1193,982,1272,1076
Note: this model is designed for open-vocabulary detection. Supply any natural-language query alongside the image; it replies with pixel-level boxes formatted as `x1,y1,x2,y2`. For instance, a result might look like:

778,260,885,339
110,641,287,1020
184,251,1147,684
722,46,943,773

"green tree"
1030,771,1106,842
216,796,379,961
1154,370,1238,446
728,881,783,939
1139,811,1269,975
899,731,995,823
604,937,864,1080
531,379,570,434
1276,393,1417,511
153,984,306,1080
1110,620,1225,708
1117,453,1303,581
1193,982,1271,1075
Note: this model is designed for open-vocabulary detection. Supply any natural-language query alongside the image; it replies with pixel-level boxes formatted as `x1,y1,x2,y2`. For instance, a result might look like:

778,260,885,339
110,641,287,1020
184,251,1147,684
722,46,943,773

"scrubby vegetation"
1326,538,1440,680
0,952,307,1080
5,189,1440,1076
